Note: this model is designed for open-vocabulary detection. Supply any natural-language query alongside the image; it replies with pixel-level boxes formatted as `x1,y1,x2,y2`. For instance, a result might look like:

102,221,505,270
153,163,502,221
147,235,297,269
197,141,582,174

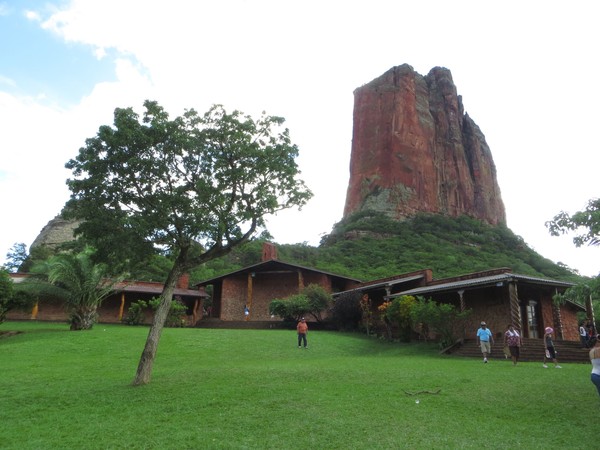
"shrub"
411,297,472,348
124,297,188,327
302,284,332,322
330,291,362,331
269,294,310,322
0,269,39,324
149,297,187,328
123,300,149,325
381,295,417,342
269,284,332,323
359,294,372,335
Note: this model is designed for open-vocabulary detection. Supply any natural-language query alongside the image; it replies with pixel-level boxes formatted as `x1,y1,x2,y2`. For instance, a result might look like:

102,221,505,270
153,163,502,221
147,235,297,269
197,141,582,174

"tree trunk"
132,257,186,386
70,306,98,330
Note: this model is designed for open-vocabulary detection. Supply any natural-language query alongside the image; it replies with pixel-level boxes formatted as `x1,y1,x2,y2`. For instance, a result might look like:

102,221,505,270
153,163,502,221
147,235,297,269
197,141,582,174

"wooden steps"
447,338,591,364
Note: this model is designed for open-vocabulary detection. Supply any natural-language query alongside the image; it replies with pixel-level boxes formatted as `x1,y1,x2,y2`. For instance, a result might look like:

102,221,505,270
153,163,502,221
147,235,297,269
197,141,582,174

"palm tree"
25,249,117,330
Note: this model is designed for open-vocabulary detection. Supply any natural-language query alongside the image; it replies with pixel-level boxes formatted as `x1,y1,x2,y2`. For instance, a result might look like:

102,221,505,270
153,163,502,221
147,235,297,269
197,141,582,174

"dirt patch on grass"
0,330,23,339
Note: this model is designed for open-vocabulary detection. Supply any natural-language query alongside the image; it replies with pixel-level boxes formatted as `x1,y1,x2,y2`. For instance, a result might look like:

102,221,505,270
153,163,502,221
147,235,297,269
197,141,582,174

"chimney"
262,242,278,261
177,273,190,289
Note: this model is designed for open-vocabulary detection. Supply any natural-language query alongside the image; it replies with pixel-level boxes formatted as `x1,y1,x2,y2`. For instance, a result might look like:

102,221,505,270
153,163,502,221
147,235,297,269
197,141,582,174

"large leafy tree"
547,198,599,329
65,101,312,385
546,198,600,247
3,243,28,273
0,269,14,323
0,269,37,324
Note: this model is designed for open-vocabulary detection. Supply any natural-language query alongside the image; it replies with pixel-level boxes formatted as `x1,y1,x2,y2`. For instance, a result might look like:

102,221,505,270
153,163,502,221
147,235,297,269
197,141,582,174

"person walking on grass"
590,334,600,397
543,327,561,368
503,324,522,366
297,317,308,349
476,321,493,363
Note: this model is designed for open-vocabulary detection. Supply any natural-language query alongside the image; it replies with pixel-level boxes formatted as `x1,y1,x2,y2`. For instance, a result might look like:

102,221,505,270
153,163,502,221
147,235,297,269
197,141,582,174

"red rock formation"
343,64,506,225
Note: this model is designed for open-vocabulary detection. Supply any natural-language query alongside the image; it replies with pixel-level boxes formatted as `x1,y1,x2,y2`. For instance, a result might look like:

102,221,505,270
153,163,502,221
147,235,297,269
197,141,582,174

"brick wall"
7,298,67,322
560,306,580,341
219,270,334,321
539,295,557,338
463,286,511,340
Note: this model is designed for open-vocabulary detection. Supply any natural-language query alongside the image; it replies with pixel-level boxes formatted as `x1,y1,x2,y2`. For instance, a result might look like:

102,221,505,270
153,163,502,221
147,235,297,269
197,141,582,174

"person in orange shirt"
297,317,308,349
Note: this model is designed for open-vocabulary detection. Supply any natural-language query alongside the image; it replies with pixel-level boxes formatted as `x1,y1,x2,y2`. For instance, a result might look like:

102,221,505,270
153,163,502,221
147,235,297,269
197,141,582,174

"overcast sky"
1,0,598,276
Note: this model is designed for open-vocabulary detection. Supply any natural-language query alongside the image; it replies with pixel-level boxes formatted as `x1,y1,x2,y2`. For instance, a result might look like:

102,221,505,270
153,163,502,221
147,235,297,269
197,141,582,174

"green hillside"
190,212,583,284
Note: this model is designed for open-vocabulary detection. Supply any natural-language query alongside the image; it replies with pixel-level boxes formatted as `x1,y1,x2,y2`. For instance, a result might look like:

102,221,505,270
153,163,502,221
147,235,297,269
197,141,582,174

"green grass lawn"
0,321,596,449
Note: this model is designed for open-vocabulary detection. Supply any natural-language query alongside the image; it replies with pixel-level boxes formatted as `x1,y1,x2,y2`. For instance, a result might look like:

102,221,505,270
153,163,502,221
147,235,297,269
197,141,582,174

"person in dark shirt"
543,327,561,369
503,324,522,366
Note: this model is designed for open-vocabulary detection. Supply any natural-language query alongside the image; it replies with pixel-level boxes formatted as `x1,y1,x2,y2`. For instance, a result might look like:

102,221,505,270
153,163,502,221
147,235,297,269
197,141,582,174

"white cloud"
24,9,41,21
0,75,15,87
94,47,106,60
1,0,599,277
0,3,11,16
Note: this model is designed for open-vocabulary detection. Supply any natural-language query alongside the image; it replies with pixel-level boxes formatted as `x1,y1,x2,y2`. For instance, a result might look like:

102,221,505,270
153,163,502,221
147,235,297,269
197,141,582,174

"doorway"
521,300,540,338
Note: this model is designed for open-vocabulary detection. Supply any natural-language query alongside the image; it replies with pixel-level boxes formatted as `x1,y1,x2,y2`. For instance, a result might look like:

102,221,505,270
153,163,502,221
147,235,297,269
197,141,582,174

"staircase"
447,338,591,364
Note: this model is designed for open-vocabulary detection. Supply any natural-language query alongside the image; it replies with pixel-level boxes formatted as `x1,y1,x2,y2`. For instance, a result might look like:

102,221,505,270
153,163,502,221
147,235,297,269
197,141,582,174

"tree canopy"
546,198,600,247
64,100,312,384
3,243,28,273
0,269,14,323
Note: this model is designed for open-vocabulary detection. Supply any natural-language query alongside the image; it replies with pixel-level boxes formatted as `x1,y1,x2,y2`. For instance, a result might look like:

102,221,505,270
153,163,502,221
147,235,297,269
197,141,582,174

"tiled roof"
196,259,361,286
391,273,574,297
112,281,207,298
332,274,424,296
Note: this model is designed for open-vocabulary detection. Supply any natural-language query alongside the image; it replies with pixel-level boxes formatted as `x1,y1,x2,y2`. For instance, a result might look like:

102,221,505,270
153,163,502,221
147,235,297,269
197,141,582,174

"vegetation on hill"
187,211,584,284
9,212,585,287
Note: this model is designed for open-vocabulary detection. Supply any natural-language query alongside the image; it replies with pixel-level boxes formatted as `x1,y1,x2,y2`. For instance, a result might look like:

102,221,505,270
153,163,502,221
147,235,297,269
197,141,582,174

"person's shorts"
546,346,556,359
509,346,520,358
480,341,491,354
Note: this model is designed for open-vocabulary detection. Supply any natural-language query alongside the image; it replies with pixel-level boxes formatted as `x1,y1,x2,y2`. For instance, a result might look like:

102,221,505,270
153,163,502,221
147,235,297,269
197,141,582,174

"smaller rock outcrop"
30,215,80,250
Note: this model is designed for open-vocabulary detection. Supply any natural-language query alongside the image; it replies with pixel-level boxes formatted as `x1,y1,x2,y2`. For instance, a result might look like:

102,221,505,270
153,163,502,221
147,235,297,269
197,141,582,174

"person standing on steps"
589,334,600,397
297,317,308,349
580,322,589,348
543,327,561,368
476,321,493,363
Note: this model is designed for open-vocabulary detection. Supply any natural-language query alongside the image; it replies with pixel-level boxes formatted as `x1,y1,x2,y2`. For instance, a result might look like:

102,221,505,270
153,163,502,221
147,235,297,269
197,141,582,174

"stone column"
118,292,126,321
586,294,597,334
508,282,522,334
457,290,465,339
552,289,564,340
30,302,39,320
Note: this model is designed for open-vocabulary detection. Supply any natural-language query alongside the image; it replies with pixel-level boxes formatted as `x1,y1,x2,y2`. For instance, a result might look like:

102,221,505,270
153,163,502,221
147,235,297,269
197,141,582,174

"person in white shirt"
589,335,600,397
579,322,589,348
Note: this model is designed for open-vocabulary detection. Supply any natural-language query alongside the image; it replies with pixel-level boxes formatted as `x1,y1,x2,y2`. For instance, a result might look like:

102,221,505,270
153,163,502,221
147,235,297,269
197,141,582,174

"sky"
0,0,598,277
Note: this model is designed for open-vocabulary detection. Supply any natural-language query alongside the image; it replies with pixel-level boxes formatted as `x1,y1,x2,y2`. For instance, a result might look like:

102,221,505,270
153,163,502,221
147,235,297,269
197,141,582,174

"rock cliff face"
30,215,80,250
343,64,506,225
